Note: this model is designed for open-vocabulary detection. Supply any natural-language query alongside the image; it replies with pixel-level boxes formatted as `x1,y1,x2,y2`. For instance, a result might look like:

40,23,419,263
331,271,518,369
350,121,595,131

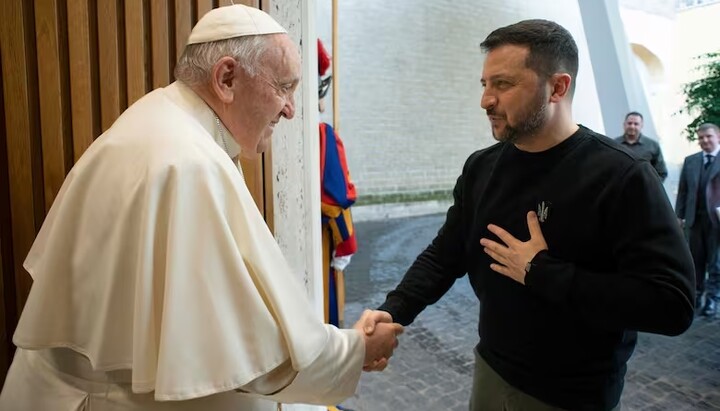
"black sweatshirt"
378,126,694,411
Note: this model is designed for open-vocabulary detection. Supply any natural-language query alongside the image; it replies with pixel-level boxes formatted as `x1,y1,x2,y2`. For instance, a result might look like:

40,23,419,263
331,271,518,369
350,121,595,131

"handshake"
352,310,404,372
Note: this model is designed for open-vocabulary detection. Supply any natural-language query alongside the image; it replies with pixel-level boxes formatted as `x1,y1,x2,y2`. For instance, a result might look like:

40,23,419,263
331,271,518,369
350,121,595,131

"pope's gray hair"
174,35,271,87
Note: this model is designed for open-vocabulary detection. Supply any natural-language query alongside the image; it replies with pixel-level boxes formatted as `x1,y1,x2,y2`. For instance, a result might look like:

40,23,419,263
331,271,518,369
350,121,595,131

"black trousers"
688,212,720,299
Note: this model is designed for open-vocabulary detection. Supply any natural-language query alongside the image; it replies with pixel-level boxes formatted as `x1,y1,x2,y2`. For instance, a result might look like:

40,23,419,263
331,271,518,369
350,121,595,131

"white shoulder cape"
13,82,331,401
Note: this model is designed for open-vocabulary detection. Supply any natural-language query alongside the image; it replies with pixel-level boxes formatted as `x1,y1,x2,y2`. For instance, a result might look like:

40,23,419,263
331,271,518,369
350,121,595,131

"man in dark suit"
676,123,720,317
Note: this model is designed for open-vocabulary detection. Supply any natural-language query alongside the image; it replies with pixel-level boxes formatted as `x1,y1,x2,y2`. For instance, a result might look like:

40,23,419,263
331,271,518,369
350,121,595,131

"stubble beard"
492,89,549,144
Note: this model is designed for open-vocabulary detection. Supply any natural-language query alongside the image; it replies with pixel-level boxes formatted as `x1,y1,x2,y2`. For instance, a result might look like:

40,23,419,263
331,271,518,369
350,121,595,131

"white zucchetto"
187,4,286,45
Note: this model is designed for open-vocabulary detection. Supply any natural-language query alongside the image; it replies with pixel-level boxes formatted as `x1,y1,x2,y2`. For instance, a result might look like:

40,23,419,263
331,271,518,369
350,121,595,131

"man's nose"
481,92,495,110
281,94,295,120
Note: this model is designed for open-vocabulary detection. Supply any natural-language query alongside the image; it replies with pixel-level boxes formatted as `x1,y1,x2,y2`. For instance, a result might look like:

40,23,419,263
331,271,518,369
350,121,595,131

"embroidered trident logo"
537,201,551,223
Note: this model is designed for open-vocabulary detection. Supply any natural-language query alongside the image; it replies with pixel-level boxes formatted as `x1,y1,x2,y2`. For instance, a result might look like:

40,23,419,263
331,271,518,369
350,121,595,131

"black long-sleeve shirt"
379,126,694,411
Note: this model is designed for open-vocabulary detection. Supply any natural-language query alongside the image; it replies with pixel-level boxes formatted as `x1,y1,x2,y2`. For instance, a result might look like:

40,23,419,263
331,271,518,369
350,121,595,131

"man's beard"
491,89,548,143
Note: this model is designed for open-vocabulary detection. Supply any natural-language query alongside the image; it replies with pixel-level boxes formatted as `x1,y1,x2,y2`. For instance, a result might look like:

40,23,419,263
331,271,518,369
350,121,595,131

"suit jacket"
676,151,720,228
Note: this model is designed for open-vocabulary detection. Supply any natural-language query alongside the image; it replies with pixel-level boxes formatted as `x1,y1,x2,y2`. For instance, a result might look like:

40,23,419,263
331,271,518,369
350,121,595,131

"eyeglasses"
319,75,332,99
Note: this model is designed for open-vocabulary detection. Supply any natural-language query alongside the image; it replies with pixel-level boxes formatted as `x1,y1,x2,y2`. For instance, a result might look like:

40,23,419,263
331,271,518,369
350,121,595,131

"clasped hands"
349,212,546,372
352,310,404,372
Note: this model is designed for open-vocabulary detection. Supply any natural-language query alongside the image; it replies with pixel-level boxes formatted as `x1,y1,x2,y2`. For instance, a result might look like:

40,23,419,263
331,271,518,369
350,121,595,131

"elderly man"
0,5,402,411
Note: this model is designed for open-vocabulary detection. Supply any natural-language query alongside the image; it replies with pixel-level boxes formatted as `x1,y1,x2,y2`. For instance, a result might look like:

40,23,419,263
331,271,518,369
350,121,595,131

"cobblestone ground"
340,214,720,411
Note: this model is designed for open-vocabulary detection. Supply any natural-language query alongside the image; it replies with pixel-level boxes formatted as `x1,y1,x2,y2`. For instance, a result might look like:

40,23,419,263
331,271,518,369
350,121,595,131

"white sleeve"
238,326,364,405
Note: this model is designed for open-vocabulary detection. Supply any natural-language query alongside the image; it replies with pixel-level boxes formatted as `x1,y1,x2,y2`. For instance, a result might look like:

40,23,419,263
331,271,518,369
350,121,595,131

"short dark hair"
625,111,643,121
480,19,579,95
697,123,720,134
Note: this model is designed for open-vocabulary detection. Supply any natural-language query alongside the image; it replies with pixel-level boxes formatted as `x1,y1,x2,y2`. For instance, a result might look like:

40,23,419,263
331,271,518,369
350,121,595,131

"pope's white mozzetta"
0,4,377,411
2,79,364,410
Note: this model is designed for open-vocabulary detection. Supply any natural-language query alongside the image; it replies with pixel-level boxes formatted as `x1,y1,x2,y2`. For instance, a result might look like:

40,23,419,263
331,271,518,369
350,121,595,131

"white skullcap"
187,4,287,45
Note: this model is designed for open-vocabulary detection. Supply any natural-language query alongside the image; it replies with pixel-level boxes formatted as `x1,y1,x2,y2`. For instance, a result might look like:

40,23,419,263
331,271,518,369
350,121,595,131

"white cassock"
0,81,364,411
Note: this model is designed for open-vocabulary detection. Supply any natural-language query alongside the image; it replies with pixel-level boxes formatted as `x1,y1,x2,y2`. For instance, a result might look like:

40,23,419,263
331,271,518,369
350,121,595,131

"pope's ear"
210,57,238,104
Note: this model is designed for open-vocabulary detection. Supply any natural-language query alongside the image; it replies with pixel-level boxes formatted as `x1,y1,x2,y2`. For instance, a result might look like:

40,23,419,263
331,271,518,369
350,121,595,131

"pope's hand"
352,309,403,372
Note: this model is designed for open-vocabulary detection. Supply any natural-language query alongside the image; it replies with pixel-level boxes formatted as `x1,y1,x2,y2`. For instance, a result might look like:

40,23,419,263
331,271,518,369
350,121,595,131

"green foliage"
677,52,720,141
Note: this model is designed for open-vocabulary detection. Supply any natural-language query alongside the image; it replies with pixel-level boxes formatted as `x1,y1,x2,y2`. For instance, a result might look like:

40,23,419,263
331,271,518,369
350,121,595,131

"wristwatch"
524,261,533,274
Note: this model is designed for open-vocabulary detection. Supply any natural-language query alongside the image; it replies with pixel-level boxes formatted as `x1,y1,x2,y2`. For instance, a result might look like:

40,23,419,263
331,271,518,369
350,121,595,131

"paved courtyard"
341,213,720,411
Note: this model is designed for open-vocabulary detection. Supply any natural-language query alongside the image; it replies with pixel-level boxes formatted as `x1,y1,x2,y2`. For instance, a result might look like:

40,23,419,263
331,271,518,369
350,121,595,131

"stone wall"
316,0,603,201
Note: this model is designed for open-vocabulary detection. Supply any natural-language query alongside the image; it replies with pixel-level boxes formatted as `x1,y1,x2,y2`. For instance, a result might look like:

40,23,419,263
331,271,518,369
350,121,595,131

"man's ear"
210,57,238,104
548,73,572,102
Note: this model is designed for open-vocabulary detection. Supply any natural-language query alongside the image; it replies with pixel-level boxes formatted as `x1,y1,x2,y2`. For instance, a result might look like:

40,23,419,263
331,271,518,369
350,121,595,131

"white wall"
316,0,604,198
269,1,324,409
666,2,720,164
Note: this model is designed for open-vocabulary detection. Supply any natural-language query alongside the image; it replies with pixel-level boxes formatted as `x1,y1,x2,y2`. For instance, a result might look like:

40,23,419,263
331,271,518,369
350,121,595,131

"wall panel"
1,0,44,326
125,0,150,105
35,0,73,211
67,0,100,162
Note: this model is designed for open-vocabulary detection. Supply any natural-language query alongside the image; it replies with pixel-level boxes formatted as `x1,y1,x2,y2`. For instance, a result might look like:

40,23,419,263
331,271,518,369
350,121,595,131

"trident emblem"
537,201,551,223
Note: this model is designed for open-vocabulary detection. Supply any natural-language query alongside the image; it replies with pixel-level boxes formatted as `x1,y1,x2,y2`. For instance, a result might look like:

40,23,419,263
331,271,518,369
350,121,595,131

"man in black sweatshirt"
363,19,695,411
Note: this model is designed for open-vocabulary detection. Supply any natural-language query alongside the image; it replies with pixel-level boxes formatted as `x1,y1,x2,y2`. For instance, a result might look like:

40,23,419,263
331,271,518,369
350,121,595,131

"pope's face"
228,34,300,159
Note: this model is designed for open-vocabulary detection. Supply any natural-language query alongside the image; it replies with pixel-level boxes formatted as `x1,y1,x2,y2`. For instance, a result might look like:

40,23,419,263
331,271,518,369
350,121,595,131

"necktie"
706,154,715,169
